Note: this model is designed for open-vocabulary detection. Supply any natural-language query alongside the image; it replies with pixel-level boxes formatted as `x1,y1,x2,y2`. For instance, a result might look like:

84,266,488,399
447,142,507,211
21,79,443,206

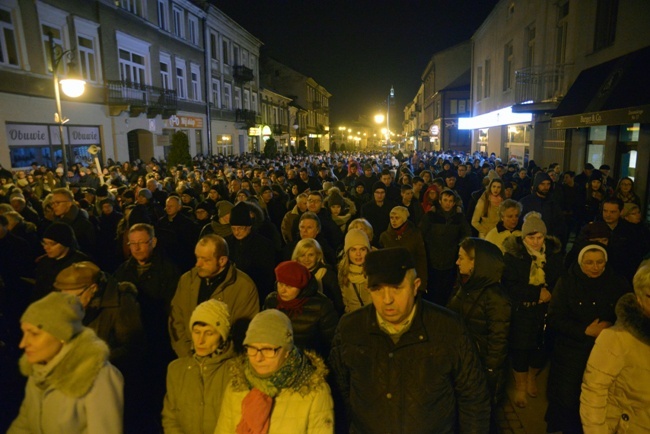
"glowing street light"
374,114,385,124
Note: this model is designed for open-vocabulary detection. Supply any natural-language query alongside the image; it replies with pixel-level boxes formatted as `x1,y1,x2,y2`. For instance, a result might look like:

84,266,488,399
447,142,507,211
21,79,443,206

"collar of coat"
19,328,111,398
615,292,650,346
502,234,561,259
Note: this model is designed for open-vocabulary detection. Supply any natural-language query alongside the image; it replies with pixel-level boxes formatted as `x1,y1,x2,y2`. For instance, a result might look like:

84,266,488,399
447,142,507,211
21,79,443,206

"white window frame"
119,0,144,17
243,89,250,110
172,5,184,38
223,82,232,109
212,78,221,108
251,92,258,113
0,3,20,67
157,0,169,31
160,52,172,90
209,32,218,61
234,86,242,110
222,38,229,65
38,3,68,75
175,57,187,99
188,14,199,45
74,17,101,83
116,31,151,85
190,63,201,101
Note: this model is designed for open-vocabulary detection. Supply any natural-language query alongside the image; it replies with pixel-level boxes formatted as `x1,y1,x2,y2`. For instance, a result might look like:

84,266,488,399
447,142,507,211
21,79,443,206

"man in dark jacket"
519,172,567,247
156,195,199,272
329,247,490,433
50,187,97,257
360,182,396,245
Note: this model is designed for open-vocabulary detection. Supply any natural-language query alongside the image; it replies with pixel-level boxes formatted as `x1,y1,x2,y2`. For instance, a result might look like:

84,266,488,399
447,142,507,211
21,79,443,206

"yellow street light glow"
374,114,385,124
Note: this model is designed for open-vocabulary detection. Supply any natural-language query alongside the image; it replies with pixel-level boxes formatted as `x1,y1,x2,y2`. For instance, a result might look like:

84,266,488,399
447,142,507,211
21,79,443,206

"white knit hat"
189,299,231,341
578,244,608,264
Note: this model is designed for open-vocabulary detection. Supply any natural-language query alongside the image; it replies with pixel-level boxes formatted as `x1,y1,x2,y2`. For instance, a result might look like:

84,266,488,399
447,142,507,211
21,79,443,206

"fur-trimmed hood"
228,349,329,396
615,292,650,346
19,328,111,398
502,234,562,259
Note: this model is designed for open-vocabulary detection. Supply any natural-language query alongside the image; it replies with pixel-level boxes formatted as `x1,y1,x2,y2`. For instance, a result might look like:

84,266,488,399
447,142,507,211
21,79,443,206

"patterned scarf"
524,241,547,286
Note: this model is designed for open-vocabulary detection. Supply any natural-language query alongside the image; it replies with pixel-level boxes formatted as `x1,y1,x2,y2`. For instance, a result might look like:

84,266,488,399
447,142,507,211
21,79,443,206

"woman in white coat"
215,309,334,434
8,292,124,434
580,261,650,433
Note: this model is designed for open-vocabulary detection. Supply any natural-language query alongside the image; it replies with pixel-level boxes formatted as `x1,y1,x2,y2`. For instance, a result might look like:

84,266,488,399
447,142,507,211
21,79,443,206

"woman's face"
427,189,437,201
389,212,407,228
42,238,68,259
524,232,545,251
247,343,290,376
580,250,607,278
19,322,63,364
191,324,222,357
456,247,474,275
619,180,632,193
277,282,301,302
501,207,520,231
590,180,602,191
348,245,368,266
297,247,318,270
624,208,642,224
490,182,502,196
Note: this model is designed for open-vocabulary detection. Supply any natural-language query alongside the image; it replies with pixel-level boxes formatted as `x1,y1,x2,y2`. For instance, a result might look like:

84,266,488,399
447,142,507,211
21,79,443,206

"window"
484,59,491,98
251,92,258,112
42,24,64,75
526,24,536,68
243,89,250,110
555,1,569,65
222,39,229,65
119,0,143,17
77,36,97,82
234,86,241,109
188,15,198,45
223,82,232,109
172,5,184,38
233,45,240,65
157,0,169,31
175,58,187,99
503,41,513,91
476,66,483,100
241,49,248,68
116,32,151,85
210,33,218,61
594,0,618,51
0,7,19,66
212,78,221,107
195,130,203,155
190,63,201,101
160,53,171,90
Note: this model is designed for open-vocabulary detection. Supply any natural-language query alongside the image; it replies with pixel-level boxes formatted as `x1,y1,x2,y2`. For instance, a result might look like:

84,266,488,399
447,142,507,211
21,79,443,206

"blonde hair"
347,218,374,242
292,238,325,266
633,260,650,297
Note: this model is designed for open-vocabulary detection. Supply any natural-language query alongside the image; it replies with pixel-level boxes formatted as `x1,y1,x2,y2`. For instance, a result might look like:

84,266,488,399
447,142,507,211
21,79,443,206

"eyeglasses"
244,345,282,358
127,239,152,247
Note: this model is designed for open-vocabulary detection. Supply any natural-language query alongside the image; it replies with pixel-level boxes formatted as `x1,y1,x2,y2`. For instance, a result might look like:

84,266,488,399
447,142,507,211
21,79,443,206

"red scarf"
236,388,273,434
276,293,309,318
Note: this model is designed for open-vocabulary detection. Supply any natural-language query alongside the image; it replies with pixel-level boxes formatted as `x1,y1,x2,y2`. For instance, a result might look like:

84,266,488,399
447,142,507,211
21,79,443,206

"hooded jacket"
8,328,123,434
581,293,650,433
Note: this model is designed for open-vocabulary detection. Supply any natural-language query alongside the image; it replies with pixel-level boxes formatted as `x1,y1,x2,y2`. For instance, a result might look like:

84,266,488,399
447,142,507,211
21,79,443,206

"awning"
551,45,650,129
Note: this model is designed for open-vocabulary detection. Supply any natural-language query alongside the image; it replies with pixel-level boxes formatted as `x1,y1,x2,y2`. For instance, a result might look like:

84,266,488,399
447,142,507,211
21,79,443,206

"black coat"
329,299,490,434
419,207,471,271
502,235,564,350
226,232,277,302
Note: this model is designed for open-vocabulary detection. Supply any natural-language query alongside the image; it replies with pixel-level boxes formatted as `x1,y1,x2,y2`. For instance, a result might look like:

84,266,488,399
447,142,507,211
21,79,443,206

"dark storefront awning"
551,45,650,129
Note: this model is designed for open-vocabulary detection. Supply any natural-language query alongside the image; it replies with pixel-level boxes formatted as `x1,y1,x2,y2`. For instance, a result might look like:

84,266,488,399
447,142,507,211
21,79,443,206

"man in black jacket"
329,247,490,433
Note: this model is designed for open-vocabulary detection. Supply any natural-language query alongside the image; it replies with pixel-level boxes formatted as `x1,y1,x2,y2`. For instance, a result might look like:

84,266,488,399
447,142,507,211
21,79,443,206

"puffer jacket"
329,299,490,434
162,343,235,434
447,239,510,400
8,328,124,434
581,293,650,433
502,235,564,350
264,277,339,358
215,351,334,434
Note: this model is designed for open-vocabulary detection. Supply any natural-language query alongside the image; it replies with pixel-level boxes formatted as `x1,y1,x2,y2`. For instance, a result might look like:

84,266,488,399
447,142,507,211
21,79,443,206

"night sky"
216,0,499,125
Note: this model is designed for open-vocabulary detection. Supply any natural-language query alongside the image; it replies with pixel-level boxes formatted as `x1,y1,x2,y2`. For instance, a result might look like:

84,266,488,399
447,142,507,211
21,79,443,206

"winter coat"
329,299,490,434
502,235,564,350
8,328,124,434
545,262,629,432
419,206,472,270
169,264,259,358
225,232,277,302
56,204,97,257
581,293,650,434
162,344,235,434
264,277,339,358
484,221,522,253
280,204,303,244
311,263,345,316
156,213,199,272
379,220,428,290
32,249,91,301
471,196,500,238
447,240,510,401
215,351,334,434
338,269,372,314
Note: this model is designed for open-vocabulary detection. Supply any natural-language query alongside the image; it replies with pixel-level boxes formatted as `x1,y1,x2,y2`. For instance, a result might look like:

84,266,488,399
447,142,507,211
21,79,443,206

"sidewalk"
495,366,549,434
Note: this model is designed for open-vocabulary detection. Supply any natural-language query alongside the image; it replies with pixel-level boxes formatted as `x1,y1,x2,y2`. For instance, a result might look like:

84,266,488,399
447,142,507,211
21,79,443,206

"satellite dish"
87,145,100,155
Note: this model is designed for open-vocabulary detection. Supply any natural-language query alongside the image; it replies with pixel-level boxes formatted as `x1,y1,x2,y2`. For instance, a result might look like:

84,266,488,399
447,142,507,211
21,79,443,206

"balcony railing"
235,109,258,127
514,64,573,105
233,65,254,82
107,80,177,118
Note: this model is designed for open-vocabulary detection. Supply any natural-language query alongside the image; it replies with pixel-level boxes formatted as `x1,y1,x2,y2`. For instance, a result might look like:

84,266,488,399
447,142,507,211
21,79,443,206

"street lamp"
49,32,86,185
387,85,394,148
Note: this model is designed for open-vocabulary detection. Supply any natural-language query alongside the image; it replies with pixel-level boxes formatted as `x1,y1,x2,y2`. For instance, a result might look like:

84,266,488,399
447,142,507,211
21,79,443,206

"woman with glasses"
215,309,334,434
613,176,641,206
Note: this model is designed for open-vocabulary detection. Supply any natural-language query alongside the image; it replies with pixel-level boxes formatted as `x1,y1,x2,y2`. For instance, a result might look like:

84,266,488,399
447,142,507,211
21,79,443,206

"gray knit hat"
243,309,294,348
189,299,231,341
522,211,547,237
21,292,84,342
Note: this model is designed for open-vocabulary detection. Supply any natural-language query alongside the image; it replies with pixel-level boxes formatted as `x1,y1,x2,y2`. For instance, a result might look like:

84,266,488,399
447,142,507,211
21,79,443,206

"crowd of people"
1,149,650,434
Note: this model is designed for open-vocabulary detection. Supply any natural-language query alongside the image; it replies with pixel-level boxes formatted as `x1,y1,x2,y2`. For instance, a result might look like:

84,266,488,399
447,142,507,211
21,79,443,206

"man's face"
563,174,575,186
229,180,240,193
128,230,156,264
519,170,527,179
370,274,420,328
307,195,322,213
165,198,182,218
208,190,219,201
42,238,68,259
602,203,621,225
194,242,223,278
261,190,273,203
412,181,423,193
299,219,319,239
445,177,457,188
536,180,551,196
299,171,309,181
401,189,413,203
364,168,372,177
51,193,72,217
440,193,456,212
381,174,392,186
350,165,358,174
457,166,467,177
374,189,386,204
147,180,157,192
231,225,252,240
101,203,113,216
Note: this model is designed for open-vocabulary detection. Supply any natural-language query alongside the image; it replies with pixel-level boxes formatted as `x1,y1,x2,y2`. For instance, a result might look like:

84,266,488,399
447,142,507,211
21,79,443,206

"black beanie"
229,202,252,226
43,222,76,248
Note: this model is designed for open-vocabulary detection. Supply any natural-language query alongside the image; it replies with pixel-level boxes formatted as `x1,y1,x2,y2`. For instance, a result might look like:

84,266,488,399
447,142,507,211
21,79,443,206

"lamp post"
49,32,86,186
387,85,394,149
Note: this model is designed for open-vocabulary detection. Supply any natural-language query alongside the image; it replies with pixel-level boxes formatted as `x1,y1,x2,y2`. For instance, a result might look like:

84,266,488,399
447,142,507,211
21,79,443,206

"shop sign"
68,126,100,145
5,124,50,145
166,115,203,128
429,125,439,136
249,127,261,136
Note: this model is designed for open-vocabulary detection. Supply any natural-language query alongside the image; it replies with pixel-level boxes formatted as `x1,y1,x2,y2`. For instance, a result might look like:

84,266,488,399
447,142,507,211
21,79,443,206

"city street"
497,367,550,434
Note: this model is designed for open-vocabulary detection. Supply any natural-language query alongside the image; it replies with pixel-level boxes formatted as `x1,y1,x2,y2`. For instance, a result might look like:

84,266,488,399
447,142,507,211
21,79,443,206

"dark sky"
216,0,499,125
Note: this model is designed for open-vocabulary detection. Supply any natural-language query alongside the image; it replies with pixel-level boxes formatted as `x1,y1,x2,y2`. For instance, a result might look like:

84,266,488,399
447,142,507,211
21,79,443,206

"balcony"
235,109,259,128
233,65,254,83
513,64,573,112
273,124,287,135
107,80,177,118
312,101,322,110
